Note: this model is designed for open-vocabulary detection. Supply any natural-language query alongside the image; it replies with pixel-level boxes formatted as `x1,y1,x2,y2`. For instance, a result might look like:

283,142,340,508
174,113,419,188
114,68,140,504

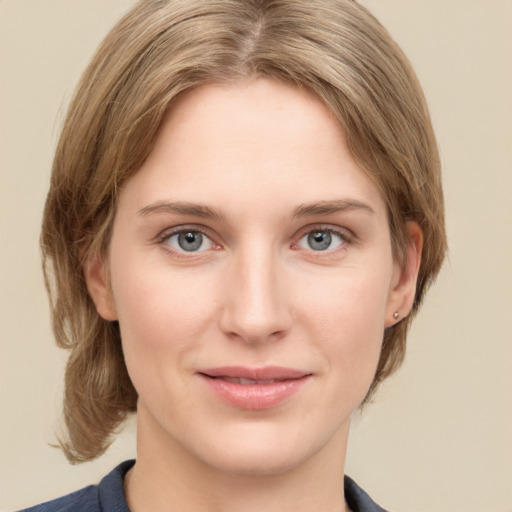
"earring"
393,312,399,320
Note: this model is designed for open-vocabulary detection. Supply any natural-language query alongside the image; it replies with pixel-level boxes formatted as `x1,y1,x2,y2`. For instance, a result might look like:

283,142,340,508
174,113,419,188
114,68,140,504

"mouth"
216,377,286,385
197,366,312,410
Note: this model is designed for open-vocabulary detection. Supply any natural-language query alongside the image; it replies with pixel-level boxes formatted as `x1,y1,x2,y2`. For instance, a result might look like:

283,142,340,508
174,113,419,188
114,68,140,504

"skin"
86,78,422,512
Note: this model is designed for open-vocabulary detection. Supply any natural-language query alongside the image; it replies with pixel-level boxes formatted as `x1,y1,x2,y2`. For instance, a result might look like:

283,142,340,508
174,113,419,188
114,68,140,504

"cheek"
304,265,390,331
301,267,391,379
109,258,220,377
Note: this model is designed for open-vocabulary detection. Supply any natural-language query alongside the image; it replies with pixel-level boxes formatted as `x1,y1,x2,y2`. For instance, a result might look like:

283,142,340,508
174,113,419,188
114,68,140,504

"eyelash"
156,226,217,257
156,224,354,257
292,225,354,256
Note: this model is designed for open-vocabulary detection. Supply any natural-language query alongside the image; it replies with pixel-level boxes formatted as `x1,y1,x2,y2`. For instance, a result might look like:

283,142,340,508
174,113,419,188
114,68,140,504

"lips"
222,377,281,385
197,366,312,410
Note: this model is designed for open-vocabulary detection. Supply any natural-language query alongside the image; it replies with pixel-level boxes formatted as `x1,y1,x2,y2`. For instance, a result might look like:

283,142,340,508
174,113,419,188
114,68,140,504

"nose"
219,245,293,344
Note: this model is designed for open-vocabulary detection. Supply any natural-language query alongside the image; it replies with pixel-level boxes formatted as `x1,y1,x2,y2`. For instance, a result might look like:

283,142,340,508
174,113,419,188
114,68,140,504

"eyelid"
157,224,206,241
291,224,356,251
153,223,355,255
156,224,222,253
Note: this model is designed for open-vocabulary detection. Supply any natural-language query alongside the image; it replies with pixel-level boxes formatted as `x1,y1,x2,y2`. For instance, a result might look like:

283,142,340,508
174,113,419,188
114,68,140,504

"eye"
297,229,346,251
164,230,214,252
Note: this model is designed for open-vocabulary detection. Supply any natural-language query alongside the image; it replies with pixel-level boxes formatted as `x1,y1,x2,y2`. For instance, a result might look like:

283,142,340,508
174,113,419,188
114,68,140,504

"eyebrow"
138,200,225,220
137,198,375,220
292,199,375,218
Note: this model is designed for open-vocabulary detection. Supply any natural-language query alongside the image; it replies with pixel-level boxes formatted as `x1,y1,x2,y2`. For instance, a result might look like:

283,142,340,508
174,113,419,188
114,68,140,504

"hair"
41,0,446,463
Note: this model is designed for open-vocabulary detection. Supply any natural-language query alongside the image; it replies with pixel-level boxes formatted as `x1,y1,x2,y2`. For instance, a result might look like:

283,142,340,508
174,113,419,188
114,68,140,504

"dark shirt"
20,460,388,512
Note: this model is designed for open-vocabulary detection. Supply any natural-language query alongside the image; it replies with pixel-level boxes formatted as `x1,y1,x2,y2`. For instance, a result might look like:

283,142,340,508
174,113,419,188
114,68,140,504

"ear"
83,254,118,321
385,221,423,327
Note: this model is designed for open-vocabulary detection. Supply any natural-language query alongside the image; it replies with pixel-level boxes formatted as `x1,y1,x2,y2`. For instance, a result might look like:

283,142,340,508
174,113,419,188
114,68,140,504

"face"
87,78,418,477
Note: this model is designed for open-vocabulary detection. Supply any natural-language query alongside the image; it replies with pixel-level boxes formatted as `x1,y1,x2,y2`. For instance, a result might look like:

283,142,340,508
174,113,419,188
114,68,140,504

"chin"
189,421,341,478
205,446,307,477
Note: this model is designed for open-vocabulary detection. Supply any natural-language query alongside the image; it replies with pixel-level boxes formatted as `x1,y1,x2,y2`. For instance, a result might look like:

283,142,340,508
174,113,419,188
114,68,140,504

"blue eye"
165,230,213,252
298,229,345,251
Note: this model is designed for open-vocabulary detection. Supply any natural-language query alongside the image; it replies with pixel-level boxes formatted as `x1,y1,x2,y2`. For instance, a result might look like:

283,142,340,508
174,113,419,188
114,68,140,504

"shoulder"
19,485,100,512
344,475,390,512
19,460,135,512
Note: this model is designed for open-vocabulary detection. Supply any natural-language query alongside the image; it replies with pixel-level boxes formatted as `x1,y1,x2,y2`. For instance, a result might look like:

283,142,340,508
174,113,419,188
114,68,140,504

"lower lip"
199,375,311,410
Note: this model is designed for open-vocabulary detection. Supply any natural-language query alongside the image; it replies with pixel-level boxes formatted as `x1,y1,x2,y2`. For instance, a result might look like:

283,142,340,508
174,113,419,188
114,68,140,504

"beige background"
1,1,511,511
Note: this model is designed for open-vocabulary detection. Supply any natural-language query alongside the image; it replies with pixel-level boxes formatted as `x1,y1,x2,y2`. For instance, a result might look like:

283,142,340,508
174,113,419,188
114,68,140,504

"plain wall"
1,1,511,511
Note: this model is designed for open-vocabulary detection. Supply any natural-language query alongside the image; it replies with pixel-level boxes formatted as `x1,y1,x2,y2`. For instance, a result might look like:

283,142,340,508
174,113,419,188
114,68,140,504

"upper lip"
198,366,311,381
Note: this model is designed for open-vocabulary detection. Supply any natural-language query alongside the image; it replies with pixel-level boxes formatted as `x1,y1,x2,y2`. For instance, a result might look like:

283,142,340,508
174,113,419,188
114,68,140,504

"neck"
125,409,351,512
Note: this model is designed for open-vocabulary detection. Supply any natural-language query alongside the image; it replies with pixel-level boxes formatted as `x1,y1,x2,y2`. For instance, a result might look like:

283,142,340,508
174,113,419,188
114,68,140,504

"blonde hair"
41,0,446,463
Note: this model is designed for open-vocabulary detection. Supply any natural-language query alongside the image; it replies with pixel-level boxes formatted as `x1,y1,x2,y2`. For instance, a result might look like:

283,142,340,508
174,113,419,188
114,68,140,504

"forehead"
118,78,387,219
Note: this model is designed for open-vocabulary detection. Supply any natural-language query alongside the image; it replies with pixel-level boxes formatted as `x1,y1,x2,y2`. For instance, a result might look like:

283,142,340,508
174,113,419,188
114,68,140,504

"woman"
26,0,446,510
